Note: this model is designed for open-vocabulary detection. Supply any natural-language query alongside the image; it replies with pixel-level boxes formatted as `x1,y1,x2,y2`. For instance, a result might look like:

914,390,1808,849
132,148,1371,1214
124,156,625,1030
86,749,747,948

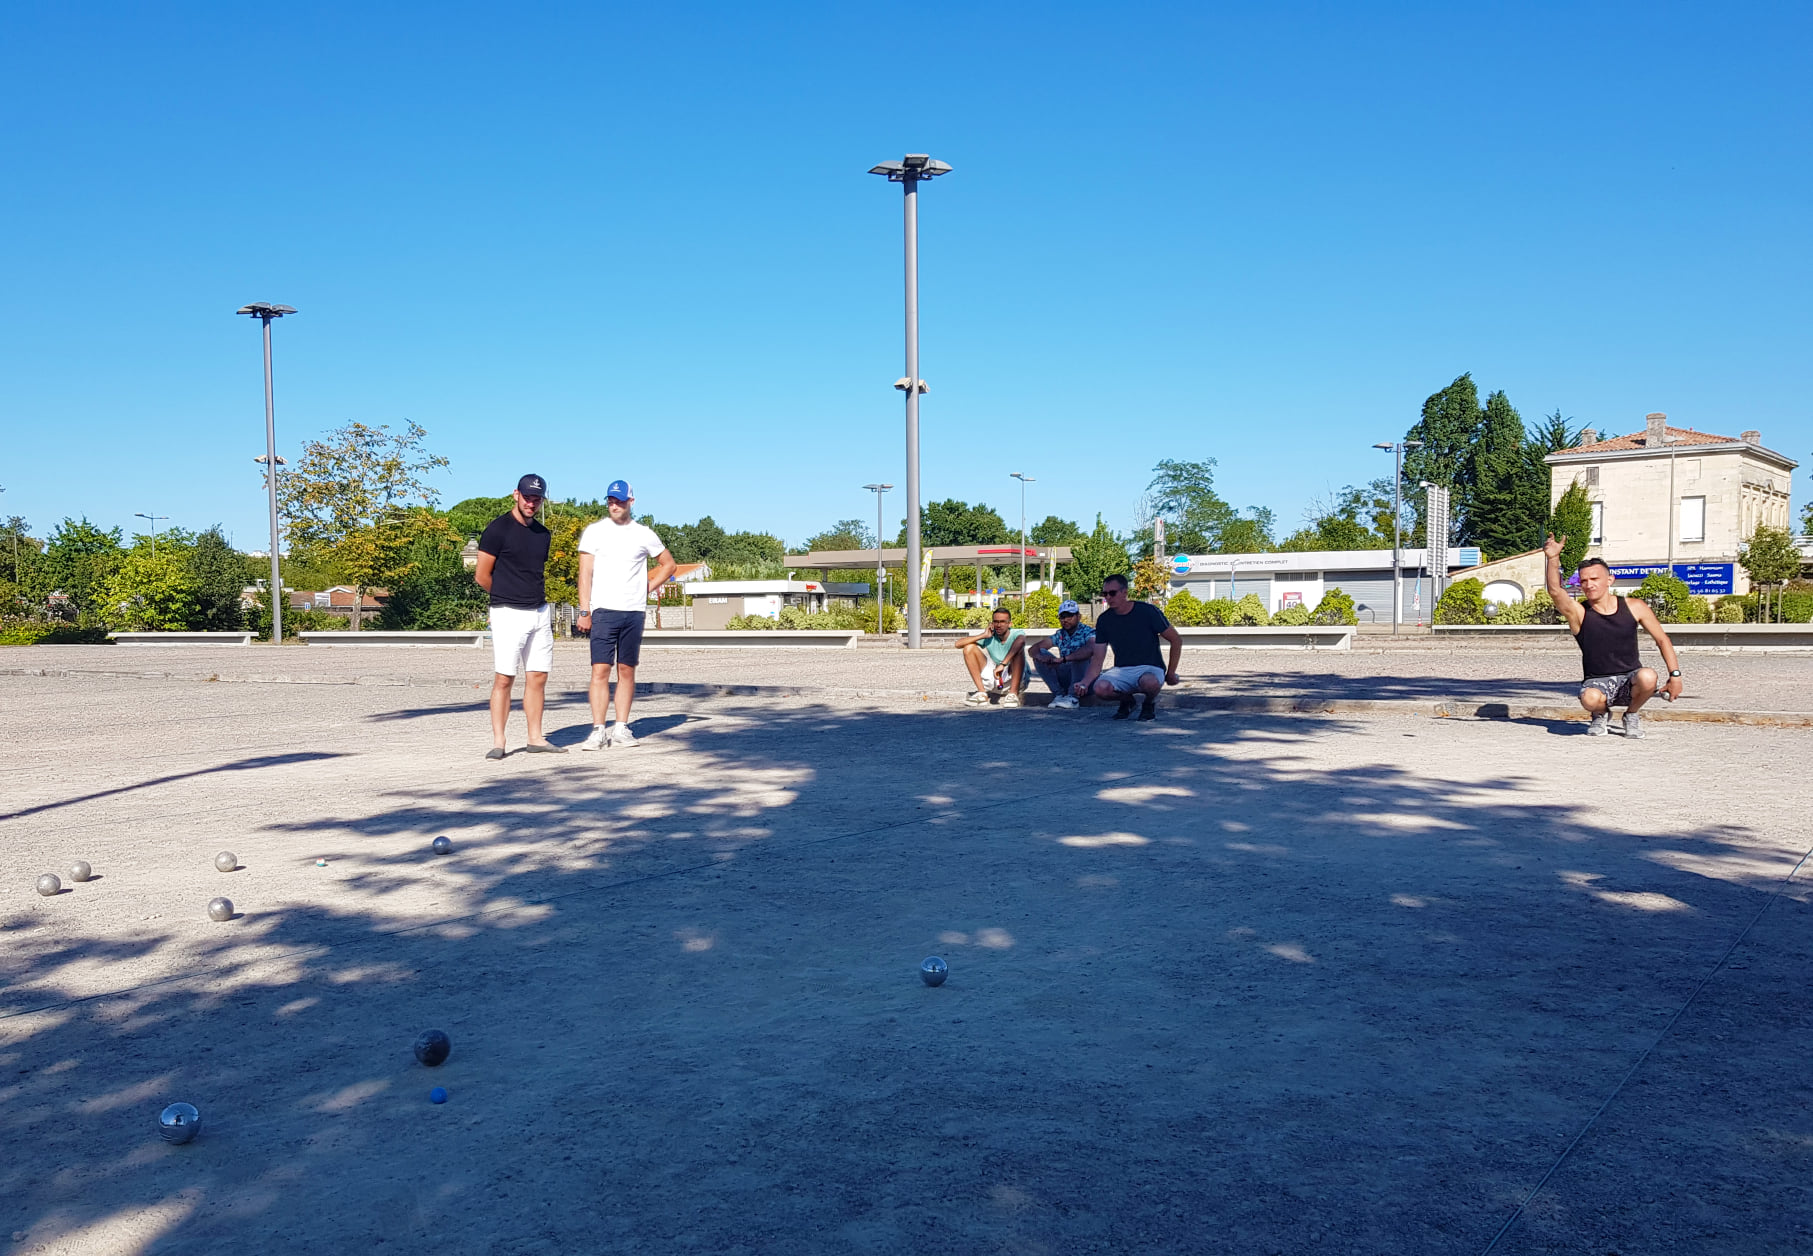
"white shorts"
1098,664,1164,694
489,604,553,677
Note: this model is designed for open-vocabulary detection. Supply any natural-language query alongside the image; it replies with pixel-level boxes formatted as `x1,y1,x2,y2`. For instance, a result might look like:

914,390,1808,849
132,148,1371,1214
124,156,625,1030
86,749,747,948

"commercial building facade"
1167,548,1482,625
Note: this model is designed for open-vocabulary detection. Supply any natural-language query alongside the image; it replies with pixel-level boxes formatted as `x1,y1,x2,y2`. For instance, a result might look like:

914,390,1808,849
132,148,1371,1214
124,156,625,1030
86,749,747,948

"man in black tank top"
1544,534,1684,738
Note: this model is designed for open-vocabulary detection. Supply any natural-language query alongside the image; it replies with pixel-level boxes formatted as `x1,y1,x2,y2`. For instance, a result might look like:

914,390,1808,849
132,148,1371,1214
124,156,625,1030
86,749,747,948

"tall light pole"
863,482,893,633
1010,472,1034,610
134,513,169,559
238,303,295,643
869,153,952,649
1373,439,1424,636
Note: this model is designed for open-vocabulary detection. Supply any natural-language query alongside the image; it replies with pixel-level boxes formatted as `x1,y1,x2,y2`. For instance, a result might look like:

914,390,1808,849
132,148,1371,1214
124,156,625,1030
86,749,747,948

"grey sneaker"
579,725,610,752
1622,712,1644,739
1586,713,1610,736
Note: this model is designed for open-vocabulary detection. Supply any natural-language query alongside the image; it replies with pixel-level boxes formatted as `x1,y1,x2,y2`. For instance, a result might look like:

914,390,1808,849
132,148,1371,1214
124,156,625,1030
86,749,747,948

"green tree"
445,495,514,539
1467,390,1549,559
183,527,249,631
1029,515,1085,547
1404,373,1482,544
44,518,125,618
1143,459,1274,553
379,518,490,630
98,551,200,630
1634,572,1693,623
1434,577,1488,625
801,520,875,553
907,500,1009,547
1739,525,1802,624
1279,484,1394,552
1545,482,1593,576
1066,514,1131,602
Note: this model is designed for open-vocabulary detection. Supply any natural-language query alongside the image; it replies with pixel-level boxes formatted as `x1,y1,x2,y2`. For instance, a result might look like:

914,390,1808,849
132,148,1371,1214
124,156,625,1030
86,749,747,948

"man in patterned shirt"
1023,599,1096,710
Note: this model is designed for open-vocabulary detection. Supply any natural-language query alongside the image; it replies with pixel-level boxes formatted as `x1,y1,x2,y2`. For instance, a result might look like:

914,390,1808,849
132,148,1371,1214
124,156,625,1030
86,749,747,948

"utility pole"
864,483,892,634
1010,472,1034,611
1374,440,1424,636
238,303,295,643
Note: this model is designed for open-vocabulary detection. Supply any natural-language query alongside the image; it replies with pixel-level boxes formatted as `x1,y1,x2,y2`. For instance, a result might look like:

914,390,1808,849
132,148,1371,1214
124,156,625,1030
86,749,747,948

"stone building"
1543,412,1797,596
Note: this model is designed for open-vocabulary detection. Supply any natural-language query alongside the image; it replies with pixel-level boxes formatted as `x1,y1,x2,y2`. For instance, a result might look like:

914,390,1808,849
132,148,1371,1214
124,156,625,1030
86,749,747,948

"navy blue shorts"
588,609,646,667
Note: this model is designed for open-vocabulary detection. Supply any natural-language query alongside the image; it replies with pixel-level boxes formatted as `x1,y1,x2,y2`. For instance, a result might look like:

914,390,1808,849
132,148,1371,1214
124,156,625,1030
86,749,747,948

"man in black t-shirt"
474,474,566,759
1073,573,1183,721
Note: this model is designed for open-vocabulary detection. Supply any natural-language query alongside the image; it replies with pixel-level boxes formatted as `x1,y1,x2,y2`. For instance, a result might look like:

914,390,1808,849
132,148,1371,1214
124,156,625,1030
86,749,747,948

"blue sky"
2,2,1808,551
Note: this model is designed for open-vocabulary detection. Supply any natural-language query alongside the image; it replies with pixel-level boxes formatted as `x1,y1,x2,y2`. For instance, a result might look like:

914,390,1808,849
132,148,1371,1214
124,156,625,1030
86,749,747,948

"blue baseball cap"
1058,599,1080,615
606,479,633,502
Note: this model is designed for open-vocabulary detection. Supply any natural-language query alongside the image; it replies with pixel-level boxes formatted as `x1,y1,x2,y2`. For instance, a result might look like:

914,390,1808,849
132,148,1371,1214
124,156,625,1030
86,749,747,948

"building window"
1585,466,1599,487
1589,501,1604,546
1679,496,1705,544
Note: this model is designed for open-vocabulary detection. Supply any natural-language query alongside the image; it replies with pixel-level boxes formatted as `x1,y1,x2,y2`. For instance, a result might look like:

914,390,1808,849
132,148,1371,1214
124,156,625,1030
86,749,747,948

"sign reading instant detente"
1607,563,1736,595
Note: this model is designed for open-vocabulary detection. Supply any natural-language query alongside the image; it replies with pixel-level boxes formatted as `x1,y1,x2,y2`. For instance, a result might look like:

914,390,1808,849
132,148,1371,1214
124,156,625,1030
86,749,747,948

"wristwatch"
1668,669,1682,678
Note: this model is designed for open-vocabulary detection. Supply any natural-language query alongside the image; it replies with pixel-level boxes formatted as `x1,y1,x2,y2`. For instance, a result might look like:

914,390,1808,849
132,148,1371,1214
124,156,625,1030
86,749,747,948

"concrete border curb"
6,663,1811,726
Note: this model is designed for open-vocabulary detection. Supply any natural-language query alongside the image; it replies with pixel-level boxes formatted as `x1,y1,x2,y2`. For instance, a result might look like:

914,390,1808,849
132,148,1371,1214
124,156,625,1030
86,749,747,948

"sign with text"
1607,563,1735,595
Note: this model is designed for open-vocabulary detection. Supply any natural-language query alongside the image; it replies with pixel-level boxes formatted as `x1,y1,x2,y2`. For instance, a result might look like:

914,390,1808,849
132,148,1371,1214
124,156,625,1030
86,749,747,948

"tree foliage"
98,551,199,631
185,527,250,631
1065,515,1131,602
647,515,784,567
1546,482,1593,575
379,518,490,630
1143,459,1275,554
904,500,1010,548
278,420,449,552
801,520,875,553
1279,483,1396,552
44,518,125,617
1434,577,1488,625
1739,525,1802,624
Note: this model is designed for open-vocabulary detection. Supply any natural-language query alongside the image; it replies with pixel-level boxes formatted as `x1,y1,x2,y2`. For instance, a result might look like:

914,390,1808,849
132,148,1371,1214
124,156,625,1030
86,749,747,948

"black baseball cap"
517,474,547,498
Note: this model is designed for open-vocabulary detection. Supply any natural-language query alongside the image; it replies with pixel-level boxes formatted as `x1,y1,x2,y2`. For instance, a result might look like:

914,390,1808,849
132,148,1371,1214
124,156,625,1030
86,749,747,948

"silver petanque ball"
214,851,238,873
158,1102,201,1144
431,836,452,855
920,956,949,987
68,861,93,883
36,873,62,897
207,897,234,923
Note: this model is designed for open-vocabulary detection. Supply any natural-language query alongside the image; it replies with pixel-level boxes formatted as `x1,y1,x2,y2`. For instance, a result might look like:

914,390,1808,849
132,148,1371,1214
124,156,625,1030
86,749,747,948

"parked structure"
686,579,871,630
1544,413,1798,596
1167,548,1482,624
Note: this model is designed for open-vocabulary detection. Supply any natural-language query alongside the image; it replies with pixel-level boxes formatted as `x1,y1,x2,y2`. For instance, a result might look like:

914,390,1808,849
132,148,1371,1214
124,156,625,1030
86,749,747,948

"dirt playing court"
3,668,1808,1254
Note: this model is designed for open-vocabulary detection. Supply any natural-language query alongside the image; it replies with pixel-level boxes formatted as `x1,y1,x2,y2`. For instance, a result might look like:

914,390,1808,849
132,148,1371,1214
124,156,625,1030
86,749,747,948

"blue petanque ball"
920,956,949,987
158,1102,201,1144
429,1087,448,1104
431,836,452,855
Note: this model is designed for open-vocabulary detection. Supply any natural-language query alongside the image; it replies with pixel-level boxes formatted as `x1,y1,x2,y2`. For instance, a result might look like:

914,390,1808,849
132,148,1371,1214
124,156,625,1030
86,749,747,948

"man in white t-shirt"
575,480,676,750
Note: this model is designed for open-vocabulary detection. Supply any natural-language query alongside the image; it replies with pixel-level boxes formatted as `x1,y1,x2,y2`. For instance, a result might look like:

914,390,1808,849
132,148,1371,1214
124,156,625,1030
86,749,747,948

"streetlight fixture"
134,512,170,559
863,483,893,634
1372,439,1424,636
869,153,952,649
238,302,295,643
1010,472,1035,610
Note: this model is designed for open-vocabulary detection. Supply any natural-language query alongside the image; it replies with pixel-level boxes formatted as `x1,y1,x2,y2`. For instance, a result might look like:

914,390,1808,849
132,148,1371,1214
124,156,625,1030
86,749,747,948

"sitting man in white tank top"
1543,535,1684,738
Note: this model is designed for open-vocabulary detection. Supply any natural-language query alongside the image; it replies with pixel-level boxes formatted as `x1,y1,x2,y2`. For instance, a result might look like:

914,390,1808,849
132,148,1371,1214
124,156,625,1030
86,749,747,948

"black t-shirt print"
477,512,552,609
1092,600,1171,670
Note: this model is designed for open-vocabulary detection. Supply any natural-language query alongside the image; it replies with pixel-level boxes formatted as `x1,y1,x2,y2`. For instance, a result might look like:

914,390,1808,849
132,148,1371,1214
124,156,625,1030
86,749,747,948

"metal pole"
903,176,922,648
262,315,283,645
1392,443,1403,637
1667,443,1677,576
877,490,885,634
1020,478,1026,609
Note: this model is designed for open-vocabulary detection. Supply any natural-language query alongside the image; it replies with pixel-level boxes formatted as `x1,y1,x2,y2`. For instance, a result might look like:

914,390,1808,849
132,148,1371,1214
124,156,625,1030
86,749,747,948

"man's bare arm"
646,549,677,595
1162,625,1183,683
1626,598,1684,700
474,552,496,594
1073,642,1108,695
576,552,593,611
1543,534,1585,630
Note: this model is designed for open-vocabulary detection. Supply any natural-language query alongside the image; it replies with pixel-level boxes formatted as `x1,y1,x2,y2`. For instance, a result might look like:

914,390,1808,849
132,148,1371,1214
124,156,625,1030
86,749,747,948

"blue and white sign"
1607,563,1735,596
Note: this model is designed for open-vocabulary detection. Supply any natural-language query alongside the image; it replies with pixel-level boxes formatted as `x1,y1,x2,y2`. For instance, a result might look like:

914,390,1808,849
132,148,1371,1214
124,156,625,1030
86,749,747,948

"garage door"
1323,571,1393,623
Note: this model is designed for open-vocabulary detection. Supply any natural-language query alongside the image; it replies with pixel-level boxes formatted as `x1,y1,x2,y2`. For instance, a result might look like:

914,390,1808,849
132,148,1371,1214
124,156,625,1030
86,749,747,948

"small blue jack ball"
68,861,93,883
215,851,238,873
158,1102,201,1144
414,1029,452,1067
431,836,452,855
36,874,62,897
920,956,949,987
429,1087,448,1104
207,897,234,923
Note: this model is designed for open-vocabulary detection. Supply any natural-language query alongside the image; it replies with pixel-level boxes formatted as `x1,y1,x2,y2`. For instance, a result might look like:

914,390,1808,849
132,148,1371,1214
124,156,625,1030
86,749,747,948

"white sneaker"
579,725,610,752
1586,713,1610,736
1000,692,1021,708
1052,695,1079,710
966,690,990,706
1622,713,1644,739
609,723,639,747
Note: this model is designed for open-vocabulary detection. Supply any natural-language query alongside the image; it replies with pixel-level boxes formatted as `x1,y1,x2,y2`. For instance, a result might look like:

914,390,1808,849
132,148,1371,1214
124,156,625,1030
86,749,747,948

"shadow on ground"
2,698,1808,1255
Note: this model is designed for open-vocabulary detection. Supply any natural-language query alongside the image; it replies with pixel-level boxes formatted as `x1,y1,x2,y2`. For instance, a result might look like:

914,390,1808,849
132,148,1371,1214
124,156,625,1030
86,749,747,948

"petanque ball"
36,874,61,897
207,897,234,923
68,861,93,883
429,1087,448,1104
214,851,238,873
158,1102,201,1144
431,836,452,855
920,956,949,987
414,1029,452,1067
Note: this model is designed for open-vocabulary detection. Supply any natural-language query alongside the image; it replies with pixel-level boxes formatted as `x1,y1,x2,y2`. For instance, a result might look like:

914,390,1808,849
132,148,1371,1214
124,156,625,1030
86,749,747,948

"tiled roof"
1560,426,1739,455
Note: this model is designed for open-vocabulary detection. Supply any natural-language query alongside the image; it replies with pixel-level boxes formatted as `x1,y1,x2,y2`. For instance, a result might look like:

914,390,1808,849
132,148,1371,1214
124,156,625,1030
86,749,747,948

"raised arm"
1543,534,1585,631
1625,598,1684,701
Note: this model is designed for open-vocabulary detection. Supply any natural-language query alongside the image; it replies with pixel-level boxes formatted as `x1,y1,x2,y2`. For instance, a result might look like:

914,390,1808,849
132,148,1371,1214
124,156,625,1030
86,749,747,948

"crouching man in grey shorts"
1544,535,1683,738
1072,573,1182,721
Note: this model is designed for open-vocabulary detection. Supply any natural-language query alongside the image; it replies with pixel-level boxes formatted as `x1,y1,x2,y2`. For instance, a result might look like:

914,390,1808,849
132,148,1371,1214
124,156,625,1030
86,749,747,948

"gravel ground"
9,638,1813,712
2,669,1809,1254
